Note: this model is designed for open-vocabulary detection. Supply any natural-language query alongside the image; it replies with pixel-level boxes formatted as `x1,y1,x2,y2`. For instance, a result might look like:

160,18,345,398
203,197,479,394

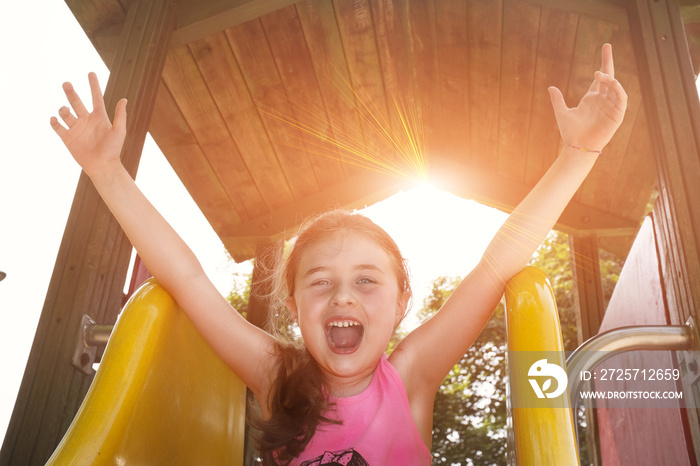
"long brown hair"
251,210,412,464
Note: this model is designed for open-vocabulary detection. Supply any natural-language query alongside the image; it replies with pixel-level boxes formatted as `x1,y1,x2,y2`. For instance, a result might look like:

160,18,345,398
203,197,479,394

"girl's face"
285,231,409,395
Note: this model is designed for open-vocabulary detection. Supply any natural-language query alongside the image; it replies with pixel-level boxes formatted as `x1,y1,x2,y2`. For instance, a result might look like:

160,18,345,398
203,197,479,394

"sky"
0,0,511,446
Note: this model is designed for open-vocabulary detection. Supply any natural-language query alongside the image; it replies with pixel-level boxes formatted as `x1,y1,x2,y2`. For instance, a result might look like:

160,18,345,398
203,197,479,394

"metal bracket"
71,314,114,375
677,316,700,400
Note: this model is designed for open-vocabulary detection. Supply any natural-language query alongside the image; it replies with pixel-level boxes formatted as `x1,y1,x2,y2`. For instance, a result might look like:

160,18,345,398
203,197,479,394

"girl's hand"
50,72,128,178
548,43,628,152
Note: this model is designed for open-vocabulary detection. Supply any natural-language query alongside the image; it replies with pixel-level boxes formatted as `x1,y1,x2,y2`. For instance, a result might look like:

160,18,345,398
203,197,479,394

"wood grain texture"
59,0,669,262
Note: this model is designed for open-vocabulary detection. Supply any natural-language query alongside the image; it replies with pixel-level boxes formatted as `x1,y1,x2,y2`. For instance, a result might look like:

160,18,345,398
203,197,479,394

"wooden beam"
681,5,700,23
525,0,629,27
221,170,415,261
0,1,175,464
219,154,641,262
627,0,700,324
627,0,700,455
570,233,606,343
428,155,640,234
172,0,299,47
92,0,299,58
568,231,605,466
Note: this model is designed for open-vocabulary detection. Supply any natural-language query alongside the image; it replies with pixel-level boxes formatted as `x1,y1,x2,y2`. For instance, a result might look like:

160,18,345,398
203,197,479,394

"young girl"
50,44,626,465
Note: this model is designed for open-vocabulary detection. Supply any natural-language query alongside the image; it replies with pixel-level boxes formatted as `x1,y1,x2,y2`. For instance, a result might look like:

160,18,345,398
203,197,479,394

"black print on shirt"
300,448,370,466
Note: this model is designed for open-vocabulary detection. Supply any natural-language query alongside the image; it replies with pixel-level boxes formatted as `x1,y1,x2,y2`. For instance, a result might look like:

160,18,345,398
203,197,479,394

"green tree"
527,231,577,351
227,271,252,320
416,276,508,465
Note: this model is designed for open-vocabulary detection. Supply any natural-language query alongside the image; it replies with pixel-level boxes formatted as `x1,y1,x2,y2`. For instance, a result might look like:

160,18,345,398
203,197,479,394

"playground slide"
504,267,579,466
47,269,575,465
46,279,247,465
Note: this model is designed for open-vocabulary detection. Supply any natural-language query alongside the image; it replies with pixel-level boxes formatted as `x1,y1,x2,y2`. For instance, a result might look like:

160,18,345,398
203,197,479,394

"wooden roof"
67,0,700,261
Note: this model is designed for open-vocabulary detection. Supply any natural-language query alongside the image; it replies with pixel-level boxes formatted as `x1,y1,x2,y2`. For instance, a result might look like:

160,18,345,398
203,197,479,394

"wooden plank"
149,83,243,231
91,0,301,63
433,0,470,161
423,155,639,234
597,216,694,466
467,0,503,170
630,0,700,325
222,170,414,244
497,0,540,182
333,0,395,174
570,233,605,343
161,44,269,219
187,32,296,209
608,106,656,221
565,14,619,111
369,0,427,180
225,19,322,200
524,0,628,28
406,0,440,174
260,5,347,189
629,0,700,454
525,6,578,185
0,1,176,463
295,0,365,179
565,14,619,207
171,0,299,47
578,23,639,213
66,0,127,35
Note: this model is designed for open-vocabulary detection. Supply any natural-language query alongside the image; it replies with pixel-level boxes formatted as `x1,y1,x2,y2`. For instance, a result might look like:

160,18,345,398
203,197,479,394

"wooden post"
569,232,604,466
570,233,605,344
0,1,175,464
626,0,700,324
626,0,700,456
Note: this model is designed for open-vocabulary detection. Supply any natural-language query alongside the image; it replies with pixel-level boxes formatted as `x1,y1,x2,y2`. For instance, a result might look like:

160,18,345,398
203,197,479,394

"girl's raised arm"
393,44,627,400
51,73,276,402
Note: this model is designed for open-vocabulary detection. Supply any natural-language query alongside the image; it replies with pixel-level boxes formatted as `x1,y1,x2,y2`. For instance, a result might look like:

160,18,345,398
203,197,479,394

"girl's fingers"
597,79,627,122
62,81,89,117
608,78,628,111
113,98,128,133
548,86,567,115
594,70,614,83
585,45,614,95
88,72,106,114
58,106,77,127
600,43,614,78
49,116,67,137
596,72,626,104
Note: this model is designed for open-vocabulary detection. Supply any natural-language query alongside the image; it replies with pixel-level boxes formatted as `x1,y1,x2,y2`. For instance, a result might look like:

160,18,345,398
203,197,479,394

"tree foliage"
227,272,252,320
527,231,577,351
416,277,508,465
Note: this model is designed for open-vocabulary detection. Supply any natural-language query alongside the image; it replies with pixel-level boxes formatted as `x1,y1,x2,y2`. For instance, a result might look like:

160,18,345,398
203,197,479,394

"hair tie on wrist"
563,143,602,155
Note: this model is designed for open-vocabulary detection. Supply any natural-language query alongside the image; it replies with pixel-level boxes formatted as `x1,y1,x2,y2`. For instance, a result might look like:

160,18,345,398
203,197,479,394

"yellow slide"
47,279,247,465
504,267,579,465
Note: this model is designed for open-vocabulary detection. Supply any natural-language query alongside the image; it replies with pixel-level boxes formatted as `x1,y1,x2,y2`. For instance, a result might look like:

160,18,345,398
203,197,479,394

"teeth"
327,320,361,328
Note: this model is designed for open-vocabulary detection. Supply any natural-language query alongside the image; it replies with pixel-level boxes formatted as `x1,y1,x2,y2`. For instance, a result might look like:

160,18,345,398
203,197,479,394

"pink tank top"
291,354,432,465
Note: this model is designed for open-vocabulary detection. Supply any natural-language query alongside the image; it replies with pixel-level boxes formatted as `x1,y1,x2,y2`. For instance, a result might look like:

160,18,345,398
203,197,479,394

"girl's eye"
357,277,376,285
311,279,331,286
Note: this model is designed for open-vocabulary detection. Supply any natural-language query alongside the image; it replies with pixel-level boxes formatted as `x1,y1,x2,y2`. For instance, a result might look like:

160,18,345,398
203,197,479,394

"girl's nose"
331,285,357,307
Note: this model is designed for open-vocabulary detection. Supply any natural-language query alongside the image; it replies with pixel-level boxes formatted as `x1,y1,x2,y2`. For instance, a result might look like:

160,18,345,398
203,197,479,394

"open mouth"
326,319,364,354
